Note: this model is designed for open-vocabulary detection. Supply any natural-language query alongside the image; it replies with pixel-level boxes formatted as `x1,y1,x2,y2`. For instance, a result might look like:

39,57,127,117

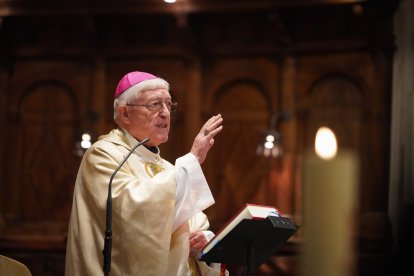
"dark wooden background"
0,0,402,275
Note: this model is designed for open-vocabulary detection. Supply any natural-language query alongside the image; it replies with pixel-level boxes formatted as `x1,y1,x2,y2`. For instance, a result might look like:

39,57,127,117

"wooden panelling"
201,57,280,228
0,1,398,275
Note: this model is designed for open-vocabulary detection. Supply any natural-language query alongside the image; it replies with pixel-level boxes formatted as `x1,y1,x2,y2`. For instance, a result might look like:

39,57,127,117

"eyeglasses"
126,101,178,112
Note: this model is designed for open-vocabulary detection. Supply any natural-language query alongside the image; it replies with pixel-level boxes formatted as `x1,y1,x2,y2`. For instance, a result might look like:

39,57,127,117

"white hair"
113,77,170,123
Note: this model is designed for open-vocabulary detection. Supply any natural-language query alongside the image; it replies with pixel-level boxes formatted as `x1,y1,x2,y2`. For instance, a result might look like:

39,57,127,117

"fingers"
209,138,215,147
189,231,208,251
191,114,223,164
202,114,223,138
204,113,222,126
191,240,205,251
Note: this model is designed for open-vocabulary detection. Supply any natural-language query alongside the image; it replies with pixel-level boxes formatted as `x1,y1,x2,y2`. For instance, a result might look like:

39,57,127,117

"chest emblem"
144,161,165,177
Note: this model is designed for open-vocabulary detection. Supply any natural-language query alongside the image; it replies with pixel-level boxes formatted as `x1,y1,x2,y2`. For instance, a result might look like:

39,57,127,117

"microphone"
102,137,150,276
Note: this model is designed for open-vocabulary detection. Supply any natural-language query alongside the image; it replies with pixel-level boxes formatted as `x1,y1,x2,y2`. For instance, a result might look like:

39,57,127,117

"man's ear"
118,105,130,122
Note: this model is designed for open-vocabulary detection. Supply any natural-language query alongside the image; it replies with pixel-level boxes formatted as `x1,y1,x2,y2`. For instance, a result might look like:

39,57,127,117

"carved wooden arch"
307,72,368,104
302,72,367,151
16,79,80,118
5,79,81,222
300,72,368,216
209,78,272,114
204,78,277,228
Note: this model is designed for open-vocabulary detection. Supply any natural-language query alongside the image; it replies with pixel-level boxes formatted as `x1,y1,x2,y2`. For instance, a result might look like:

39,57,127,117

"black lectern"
200,216,298,276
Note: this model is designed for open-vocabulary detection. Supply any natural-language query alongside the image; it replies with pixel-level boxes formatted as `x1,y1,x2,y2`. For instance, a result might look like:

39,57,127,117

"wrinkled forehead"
136,88,172,101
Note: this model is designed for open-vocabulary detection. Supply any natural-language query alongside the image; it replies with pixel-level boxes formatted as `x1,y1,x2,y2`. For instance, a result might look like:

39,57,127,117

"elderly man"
65,71,224,275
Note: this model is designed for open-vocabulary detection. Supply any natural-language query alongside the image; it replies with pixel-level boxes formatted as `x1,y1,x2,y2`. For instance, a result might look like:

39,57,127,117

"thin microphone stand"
102,138,150,276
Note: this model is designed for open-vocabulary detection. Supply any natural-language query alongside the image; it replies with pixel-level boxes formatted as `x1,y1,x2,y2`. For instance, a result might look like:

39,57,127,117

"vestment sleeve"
173,153,215,231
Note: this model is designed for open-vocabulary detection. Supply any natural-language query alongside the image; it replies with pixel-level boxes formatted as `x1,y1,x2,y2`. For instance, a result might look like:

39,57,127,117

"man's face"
120,88,172,147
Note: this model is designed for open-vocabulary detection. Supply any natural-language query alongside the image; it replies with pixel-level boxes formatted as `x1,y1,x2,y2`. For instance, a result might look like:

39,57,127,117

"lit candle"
301,127,359,276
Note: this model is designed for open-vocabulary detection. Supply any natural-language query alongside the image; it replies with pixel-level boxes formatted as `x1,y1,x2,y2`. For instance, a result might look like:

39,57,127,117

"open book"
200,203,282,256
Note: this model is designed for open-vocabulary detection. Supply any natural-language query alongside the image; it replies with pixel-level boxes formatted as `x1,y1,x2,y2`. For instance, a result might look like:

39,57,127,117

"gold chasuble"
64,129,219,276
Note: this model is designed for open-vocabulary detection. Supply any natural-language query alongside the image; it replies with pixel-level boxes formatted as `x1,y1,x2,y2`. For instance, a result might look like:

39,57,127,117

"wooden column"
91,58,108,136
184,58,202,150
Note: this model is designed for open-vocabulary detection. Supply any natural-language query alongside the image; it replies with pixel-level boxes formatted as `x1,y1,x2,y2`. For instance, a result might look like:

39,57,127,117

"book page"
201,204,280,254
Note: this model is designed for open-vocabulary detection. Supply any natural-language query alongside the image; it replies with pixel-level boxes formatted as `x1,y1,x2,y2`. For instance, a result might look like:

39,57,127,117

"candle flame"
315,127,337,160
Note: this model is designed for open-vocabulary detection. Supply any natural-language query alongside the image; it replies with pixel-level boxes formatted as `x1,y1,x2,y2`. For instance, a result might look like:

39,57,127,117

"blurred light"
74,131,93,156
258,142,283,158
257,130,283,158
80,132,92,149
257,111,291,159
81,140,92,149
164,0,176,3
264,147,271,158
266,135,275,142
315,127,337,160
82,133,91,142
264,141,274,149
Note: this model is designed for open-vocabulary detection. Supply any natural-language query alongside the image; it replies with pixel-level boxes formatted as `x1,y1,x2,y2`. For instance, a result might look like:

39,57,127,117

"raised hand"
190,114,223,164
